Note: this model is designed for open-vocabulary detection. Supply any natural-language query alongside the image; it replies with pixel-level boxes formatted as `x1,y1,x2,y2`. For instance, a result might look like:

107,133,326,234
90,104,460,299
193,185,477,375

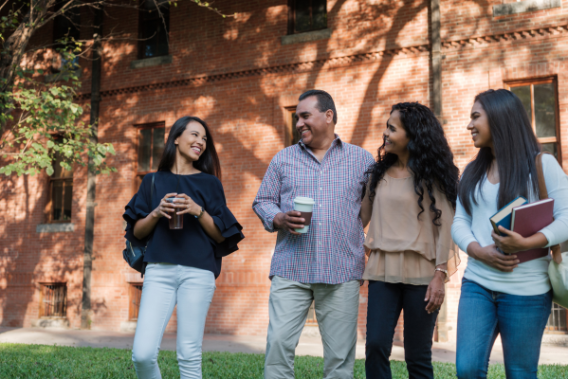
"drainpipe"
430,0,449,343
81,7,103,329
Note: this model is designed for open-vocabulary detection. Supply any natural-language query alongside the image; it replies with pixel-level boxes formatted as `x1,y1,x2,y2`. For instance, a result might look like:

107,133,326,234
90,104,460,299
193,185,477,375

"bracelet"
435,268,448,278
195,207,204,219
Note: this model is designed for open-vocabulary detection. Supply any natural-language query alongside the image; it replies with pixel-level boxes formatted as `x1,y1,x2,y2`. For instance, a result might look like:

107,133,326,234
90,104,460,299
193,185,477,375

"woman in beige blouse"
360,102,460,379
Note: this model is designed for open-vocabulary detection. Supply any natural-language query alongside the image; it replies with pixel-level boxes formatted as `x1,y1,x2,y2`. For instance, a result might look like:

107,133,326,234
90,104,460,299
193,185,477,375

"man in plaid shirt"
253,90,375,379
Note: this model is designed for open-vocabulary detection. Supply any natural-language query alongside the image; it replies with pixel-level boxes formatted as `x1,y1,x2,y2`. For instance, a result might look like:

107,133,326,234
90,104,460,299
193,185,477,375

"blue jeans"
132,263,216,379
365,281,438,379
456,278,552,379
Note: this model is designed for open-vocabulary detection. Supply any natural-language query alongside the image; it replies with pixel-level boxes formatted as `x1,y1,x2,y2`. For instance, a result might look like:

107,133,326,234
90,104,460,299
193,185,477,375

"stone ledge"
542,333,568,346
36,223,75,233
32,317,70,329
130,55,172,69
120,321,138,333
281,28,332,45
493,0,561,17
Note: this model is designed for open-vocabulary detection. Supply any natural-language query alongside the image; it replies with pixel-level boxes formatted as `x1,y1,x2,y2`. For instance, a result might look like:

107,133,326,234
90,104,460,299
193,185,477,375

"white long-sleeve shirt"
451,154,568,296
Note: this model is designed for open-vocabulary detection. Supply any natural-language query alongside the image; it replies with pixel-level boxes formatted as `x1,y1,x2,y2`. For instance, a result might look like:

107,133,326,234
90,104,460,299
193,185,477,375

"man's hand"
469,243,519,272
273,211,305,235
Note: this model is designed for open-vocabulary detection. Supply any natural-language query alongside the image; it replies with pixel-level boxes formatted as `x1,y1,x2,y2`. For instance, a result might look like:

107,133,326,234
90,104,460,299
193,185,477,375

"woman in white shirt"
451,89,568,379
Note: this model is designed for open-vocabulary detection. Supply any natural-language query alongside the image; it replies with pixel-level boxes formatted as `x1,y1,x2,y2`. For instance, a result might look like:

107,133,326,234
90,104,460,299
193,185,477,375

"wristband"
195,207,204,219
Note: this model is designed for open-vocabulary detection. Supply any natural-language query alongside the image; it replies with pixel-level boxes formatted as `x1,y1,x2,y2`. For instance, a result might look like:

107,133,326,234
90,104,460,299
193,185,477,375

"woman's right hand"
468,242,519,272
152,193,178,219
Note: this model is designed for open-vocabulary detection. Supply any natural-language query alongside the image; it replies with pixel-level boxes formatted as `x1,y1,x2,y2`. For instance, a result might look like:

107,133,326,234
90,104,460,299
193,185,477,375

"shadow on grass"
2,343,568,378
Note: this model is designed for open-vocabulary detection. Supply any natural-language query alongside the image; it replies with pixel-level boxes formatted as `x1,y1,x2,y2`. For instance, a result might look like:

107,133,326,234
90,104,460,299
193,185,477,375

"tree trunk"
81,7,104,329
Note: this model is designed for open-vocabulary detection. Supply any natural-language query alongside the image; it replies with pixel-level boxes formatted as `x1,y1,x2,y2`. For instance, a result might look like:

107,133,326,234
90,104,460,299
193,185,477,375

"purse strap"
535,152,563,263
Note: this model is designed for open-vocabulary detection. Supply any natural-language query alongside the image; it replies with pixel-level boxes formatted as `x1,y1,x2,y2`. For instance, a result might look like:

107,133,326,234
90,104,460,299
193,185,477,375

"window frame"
505,77,562,165
284,106,300,147
138,0,170,60
287,0,327,35
128,283,144,321
39,282,67,318
45,140,74,224
133,121,166,193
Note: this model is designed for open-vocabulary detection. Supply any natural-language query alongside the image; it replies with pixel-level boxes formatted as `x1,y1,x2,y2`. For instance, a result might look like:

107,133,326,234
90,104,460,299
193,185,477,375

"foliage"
2,343,568,379
0,44,116,177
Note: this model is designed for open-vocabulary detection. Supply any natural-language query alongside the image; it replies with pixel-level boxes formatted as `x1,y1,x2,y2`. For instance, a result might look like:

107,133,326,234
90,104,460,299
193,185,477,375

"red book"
510,198,554,263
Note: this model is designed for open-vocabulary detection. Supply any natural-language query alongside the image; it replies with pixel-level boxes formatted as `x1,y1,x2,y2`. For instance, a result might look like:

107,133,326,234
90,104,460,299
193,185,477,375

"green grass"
2,343,568,378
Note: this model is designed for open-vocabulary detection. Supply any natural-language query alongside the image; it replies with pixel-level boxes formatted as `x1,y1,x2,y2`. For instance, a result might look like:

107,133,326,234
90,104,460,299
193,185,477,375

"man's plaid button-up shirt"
253,136,375,284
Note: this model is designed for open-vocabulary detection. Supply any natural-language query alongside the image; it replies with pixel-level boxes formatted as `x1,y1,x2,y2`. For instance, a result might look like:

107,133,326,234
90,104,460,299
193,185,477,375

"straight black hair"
157,116,222,180
366,102,459,225
459,89,541,215
298,89,338,124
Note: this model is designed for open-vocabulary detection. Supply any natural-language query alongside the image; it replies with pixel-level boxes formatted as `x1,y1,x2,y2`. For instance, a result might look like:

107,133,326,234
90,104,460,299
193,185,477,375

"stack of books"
490,196,554,263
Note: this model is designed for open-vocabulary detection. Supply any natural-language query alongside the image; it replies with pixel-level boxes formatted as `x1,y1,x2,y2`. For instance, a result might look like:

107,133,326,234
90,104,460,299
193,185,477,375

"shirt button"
319,223,322,226
319,204,322,207
320,187,323,190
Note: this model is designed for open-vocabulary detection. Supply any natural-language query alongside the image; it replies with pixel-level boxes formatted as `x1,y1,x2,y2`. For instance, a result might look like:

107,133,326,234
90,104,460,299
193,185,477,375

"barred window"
129,284,144,321
285,107,301,147
134,122,165,191
47,150,73,223
39,283,67,318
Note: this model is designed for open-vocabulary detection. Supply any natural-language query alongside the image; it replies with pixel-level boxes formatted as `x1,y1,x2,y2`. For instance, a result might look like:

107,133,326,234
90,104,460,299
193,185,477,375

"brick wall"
1,0,567,342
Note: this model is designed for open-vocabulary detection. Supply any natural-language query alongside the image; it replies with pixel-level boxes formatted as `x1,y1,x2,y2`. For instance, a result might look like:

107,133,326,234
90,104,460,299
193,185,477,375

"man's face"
295,96,333,147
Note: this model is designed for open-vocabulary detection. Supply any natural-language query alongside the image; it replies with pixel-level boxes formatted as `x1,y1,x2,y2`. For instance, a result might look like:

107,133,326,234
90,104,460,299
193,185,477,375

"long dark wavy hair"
459,89,540,215
157,116,222,179
366,102,459,225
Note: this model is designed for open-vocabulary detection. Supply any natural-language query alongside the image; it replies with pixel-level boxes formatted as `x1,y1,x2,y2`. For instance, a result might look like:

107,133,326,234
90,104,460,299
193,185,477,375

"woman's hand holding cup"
173,193,202,217
153,193,179,219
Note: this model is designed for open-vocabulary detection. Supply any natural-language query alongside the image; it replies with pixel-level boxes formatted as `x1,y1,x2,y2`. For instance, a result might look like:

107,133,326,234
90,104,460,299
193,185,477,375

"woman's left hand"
491,226,528,254
425,272,445,314
173,193,203,217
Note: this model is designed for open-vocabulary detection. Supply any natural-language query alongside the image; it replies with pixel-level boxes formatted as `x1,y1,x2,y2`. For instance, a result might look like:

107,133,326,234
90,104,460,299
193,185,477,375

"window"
52,1,81,72
508,78,561,161
135,122,165,189
288,0,327,35
39,283,67,318
47,150,73,223
129,283,144,320
138,0,170,59
285,107,301,146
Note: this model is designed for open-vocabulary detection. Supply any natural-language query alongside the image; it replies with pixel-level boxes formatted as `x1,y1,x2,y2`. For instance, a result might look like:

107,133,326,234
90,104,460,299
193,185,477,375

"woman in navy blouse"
124,116,244,379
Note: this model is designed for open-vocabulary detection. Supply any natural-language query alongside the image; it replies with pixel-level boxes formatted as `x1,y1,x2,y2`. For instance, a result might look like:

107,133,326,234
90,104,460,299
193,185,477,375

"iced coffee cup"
293,196,315,233
166,198,184,230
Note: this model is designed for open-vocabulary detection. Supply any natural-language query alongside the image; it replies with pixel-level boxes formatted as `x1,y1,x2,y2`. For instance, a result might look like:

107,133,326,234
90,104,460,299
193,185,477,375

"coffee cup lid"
294,196,315,205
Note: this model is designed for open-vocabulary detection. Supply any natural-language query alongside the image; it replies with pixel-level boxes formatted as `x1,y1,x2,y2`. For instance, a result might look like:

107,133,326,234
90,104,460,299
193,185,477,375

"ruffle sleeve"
207,178,245,258
123,174,153,246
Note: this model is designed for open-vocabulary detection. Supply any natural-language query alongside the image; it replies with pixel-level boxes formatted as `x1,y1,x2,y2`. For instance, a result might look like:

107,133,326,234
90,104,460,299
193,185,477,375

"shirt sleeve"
123,174,153,246
252,155,283,233
451,195,478,254
538,154,568,247
206,178,245,258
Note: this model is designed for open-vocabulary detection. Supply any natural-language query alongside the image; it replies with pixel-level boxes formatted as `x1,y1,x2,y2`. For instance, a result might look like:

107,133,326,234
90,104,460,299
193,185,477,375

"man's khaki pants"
264,276,360,379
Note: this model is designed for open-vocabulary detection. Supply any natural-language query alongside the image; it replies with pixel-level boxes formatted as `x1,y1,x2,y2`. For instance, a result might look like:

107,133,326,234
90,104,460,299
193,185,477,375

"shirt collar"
298,134,343,150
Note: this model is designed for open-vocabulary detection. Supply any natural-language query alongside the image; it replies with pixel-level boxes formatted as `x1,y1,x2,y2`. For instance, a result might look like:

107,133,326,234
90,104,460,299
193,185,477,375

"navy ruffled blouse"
123,171,244,278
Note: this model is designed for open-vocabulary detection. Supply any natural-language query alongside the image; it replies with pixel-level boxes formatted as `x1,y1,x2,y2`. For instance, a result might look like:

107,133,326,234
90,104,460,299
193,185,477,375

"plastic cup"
293,196,315,233
166,198,184,230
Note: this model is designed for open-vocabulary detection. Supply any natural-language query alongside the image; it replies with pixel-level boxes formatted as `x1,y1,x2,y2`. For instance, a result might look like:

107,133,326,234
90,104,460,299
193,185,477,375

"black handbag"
122,174,155,276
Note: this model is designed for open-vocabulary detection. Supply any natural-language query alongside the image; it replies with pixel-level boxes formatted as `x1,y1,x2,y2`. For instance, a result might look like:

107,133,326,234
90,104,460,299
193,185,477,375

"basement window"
39,283,67,318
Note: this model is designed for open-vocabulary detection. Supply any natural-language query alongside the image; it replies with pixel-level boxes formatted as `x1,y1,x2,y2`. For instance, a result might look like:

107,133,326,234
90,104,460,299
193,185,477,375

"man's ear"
325,109,334,124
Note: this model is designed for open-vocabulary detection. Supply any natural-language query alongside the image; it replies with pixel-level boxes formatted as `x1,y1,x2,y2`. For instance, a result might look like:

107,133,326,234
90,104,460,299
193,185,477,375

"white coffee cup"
293,196,315,233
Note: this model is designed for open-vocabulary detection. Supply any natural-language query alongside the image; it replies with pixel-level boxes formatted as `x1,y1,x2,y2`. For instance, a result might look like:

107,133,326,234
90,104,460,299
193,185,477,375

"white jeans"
132,263,216,379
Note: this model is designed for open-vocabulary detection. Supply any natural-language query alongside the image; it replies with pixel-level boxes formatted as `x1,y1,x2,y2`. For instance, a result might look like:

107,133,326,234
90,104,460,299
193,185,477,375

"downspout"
81,7,103,329
430,0,449,343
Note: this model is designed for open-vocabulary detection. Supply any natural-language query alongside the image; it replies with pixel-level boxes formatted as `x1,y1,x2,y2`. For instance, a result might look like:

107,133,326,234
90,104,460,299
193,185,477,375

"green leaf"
46,166,54,176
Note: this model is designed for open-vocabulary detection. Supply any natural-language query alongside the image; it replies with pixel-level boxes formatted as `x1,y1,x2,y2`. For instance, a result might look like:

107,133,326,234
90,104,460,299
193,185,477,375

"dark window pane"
52,181,64,221
53,2,81,45
312,0,327,30
291,112,300,145
152,128,165,171
63,180,73,220
541,143,558,160
510,85,532,124
140,1,169,58
534,83,557,138
138,129,152,172
295,0,311,33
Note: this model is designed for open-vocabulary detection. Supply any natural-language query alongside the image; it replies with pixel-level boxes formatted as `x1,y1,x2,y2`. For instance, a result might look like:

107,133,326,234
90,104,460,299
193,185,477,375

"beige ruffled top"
362,174,460,285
